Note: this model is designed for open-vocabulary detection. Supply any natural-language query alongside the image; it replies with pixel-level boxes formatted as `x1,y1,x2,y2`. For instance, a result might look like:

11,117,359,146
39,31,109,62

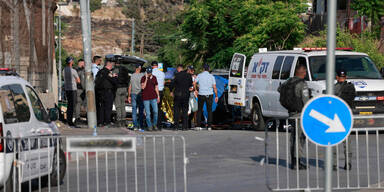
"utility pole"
58,15,62,101
325,0,337,191
80,0,97,130
131,18,135,55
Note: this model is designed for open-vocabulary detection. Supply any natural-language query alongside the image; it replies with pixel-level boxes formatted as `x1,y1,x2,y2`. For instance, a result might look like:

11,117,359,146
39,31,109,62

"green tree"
176,0,307,69
351,0,384,37
299,28,384,68
90,0,102,12
233,1,306,57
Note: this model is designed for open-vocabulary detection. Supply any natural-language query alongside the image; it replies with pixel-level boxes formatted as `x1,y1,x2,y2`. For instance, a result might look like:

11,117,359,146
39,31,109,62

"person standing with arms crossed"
151,61,165,129
63,56,81,128
128,64,145,129
194,63,218,131
141,68,160,131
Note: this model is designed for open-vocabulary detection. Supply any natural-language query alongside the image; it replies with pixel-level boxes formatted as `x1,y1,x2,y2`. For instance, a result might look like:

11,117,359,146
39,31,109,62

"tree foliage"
351,0,384,37
90,0,102,12
299,28,384,68
159,0,307,69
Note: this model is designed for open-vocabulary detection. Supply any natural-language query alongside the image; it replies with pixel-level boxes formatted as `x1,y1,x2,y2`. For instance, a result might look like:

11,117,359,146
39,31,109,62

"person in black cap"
170,65,193,130
94,55,118,127
333,69,356,171
141,67,160,131
63,56,80,128
194,63,218,131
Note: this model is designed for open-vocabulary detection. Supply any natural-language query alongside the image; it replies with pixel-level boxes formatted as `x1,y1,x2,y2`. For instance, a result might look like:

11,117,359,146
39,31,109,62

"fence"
1,135,187,192
265,115,384,191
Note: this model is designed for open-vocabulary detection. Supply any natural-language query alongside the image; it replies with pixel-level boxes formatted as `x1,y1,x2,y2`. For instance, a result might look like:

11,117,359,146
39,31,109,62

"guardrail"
265,116,384,191
1,135,188,192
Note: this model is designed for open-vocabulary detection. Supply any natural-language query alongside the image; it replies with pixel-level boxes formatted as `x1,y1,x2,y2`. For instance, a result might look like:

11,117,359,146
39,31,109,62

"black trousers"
157,91,164,127
173,96,189,130
99,89,114,125
196,95,213,127
96,90,103,125
65,90,77,125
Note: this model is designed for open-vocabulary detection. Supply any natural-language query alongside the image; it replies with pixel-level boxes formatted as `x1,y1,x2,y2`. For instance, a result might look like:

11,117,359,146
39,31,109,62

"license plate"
359,112,373,115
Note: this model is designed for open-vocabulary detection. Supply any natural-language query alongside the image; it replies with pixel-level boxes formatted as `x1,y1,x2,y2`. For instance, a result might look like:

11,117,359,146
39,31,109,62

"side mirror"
48,108,59,121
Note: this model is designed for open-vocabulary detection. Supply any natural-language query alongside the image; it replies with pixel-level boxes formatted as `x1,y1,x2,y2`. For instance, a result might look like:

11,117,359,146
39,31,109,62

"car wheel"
50,148,66,186
251,102,265,131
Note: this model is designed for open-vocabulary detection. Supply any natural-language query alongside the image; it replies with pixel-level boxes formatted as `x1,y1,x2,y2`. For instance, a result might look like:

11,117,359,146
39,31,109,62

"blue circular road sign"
300,95,353,146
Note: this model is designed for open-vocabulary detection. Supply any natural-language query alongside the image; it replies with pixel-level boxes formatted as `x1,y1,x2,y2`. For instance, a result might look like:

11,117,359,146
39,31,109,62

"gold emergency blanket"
161,87,174,123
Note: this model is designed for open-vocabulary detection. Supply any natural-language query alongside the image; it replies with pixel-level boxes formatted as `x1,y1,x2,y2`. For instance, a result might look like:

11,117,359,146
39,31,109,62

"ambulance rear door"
228,53,247,107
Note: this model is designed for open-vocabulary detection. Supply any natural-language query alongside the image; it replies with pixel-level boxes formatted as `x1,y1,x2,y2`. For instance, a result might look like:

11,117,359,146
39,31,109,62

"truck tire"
251,102,265,131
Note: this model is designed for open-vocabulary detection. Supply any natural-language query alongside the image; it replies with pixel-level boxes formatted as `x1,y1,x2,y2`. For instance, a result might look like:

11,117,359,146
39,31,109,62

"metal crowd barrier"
1,135,188,192
265,115,384,191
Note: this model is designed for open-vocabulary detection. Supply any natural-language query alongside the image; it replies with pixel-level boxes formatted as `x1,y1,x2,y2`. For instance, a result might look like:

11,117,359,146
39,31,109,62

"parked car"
0,75,65,190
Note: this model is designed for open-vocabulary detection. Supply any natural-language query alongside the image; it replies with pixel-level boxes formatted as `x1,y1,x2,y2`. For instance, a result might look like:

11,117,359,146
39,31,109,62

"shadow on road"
250,155,325,169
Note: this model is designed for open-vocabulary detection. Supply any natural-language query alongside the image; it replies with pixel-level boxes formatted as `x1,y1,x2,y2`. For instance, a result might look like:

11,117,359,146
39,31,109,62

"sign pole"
325,0,337,191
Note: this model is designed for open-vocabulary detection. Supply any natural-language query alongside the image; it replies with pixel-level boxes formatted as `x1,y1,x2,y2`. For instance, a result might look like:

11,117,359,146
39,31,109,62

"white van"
0,75,65,190
228,49,384,130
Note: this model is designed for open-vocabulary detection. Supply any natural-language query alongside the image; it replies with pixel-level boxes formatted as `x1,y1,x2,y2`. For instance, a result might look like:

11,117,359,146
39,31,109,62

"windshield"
309,55,382,80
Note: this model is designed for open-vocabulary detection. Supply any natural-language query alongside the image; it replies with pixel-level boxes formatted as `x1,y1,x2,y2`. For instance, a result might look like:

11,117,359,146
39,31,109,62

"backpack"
337,82,356,108
278,77,305,112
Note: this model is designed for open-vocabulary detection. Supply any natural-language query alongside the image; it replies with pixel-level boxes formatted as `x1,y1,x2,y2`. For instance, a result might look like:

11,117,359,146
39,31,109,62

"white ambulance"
228,48,384,130
0,74,65,190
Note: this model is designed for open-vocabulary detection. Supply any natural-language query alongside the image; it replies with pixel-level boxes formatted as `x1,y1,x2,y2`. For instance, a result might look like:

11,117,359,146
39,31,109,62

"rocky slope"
59,1,184,57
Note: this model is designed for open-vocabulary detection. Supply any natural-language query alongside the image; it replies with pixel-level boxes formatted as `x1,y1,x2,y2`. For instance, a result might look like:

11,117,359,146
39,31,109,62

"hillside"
58,1,184,58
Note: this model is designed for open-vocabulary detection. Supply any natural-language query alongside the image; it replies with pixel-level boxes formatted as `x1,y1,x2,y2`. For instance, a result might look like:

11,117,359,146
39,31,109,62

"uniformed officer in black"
171,65,193,130
95,55,118,127
333,69,356,170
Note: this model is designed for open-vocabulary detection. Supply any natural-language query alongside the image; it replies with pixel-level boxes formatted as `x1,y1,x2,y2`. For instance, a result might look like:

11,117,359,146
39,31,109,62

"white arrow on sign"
309,109,345,133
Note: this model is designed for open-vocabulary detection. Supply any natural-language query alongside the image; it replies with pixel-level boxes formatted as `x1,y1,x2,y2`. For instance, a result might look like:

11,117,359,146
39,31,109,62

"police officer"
75,59,86,125
95,55,118,127
333,69,356,170
113,56,130,127
279,62,310,170
171,65,193,130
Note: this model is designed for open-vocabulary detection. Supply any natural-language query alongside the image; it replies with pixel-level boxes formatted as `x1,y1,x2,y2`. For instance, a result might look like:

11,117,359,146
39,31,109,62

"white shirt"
91,63,100,79
152,67,165,91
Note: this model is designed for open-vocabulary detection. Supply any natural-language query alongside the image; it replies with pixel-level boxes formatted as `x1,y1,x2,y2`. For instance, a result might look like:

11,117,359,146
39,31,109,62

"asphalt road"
29,126,266,192
20,123,384,192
